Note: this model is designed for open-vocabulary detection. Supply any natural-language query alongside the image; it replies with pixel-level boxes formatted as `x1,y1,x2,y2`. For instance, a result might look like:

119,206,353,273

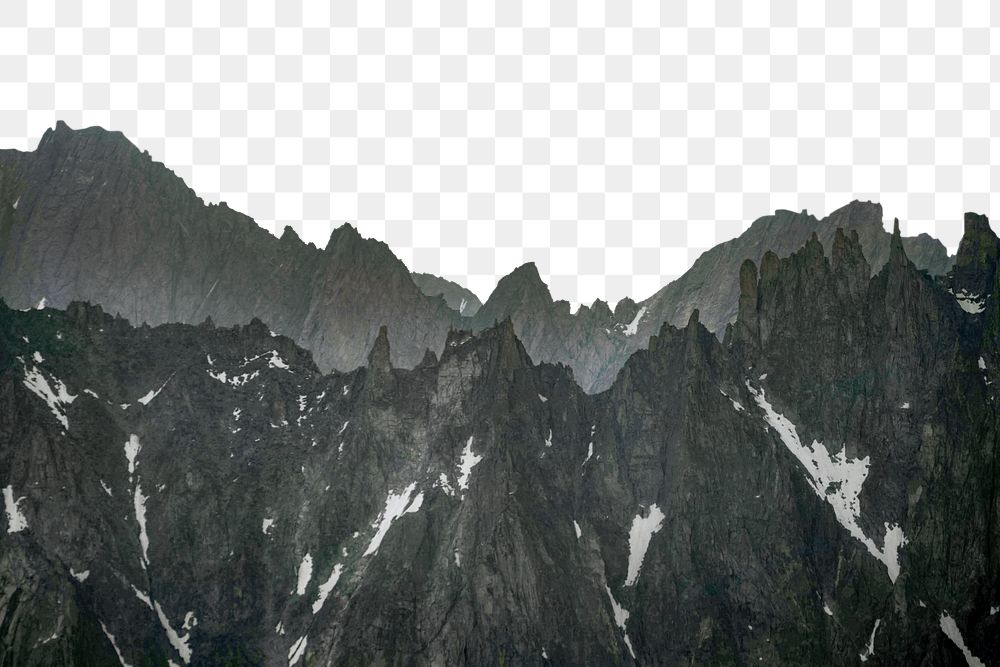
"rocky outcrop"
0,121,460,373
1,217,997,665
411,272,482,316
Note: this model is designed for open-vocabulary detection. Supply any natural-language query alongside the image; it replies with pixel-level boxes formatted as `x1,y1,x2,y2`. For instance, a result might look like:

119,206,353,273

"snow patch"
288,635,308,666
3,486,28,533
979,357,987,371
364,482,423,556
338,420,349,435
153,601,192,664
83,388,99,398
22,363,76,430
858,619,880,662
35,297,47,310
457,436,483,491
583,442,593,466
70,568,89,582
605,585,636,658
953,289,986,314
32,350,43,363
312,563,343,614
900,402,910,409
435,473,455,496
262,518,275,535
295,553,313,595
625,504,665,586
624,307,646,336
538,393,548,402
823,603,833,617
268,350,289,369
138,375,173,405
939,613,985,667
573,520,582,539
746,382,907,582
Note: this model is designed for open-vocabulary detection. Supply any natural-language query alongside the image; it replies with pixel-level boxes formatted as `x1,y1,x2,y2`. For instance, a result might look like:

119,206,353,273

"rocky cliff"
0,121,460,373
1,221,996,665
0,124,956,395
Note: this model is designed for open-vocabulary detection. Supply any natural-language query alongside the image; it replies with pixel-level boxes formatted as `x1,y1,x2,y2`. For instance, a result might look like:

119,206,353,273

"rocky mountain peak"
887,218,911,267
949,212,999,301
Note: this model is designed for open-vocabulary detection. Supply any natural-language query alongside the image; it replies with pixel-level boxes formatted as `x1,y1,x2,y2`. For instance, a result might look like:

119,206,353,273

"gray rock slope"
0,121,460,373
0,123,955,395
1,221,997,665
471,201,953,393
411,272,482,316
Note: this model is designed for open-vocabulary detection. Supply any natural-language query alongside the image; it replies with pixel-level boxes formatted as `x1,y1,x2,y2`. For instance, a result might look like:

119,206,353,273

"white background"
1,0,996,306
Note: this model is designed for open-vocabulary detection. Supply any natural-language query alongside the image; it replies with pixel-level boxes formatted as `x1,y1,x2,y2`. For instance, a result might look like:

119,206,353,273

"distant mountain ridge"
0,122,964,393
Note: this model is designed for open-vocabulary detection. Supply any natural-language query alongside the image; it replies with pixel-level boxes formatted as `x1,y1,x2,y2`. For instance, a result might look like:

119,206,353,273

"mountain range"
0,122,953,392
1,123,998,665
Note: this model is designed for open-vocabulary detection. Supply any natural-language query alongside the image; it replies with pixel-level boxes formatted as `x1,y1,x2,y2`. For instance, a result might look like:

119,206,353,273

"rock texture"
1,222,997,665
0,121,460,373
411,273,482,317
0,124,956,395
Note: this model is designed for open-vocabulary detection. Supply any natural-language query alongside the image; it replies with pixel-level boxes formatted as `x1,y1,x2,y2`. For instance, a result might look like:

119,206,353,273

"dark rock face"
1,220,997,665
0,121,460,373
411,272,482,316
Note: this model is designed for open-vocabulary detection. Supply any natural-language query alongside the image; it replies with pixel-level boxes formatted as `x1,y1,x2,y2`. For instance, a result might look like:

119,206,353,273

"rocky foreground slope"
1,220,997,665
0,123,952,394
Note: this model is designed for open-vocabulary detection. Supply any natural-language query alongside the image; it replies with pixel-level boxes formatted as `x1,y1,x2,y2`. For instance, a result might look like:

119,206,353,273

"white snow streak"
312,563,343,614
138,374,173,405
625,504,665,586
746,382,907,582
624,307,646,336
295,553,313,595
134,484,150,568
573,520,582,539
130,585,153,609
35,297,46,309
338,420,349,435
70,568,89,582
22,363,76,430
100,621,133,667
459,297,468,314
538,394,548,402
582,442,593,466
457,436,482,491
364,482,423,556
858,619,880,662
939,613,986,667
124,434,141,482
3,486,28,533
288,635,308,666
262,518,275,535
605,585,636,658
544,429,552,448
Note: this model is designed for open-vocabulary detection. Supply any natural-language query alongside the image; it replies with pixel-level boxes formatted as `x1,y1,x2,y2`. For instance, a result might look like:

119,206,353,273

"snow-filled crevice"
746,382,907,582
625,504,665,586
940,613,986,667
364,483,423,556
